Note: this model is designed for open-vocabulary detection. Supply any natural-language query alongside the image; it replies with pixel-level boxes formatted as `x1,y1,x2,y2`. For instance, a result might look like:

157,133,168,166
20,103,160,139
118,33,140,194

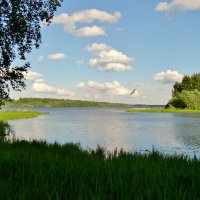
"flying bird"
130,89,136,96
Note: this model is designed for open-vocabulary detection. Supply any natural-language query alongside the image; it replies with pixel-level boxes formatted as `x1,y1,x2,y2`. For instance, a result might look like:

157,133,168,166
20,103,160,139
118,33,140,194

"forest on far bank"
4,98,130,108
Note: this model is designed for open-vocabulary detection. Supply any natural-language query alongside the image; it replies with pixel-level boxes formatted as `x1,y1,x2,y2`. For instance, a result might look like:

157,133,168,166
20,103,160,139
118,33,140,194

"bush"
166,89,200,109
0,121,11,138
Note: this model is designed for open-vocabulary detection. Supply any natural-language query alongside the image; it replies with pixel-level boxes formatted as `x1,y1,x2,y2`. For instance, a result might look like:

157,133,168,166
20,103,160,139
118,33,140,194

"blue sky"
12,0,200,104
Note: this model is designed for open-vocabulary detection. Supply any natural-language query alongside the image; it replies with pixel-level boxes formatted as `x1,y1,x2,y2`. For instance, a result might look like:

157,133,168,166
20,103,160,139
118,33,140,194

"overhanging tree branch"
0,0,63,106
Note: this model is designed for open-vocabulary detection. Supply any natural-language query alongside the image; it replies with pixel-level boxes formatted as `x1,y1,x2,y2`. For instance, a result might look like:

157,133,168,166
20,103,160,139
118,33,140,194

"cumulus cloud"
153,70,184,84
48,53,66,60
52,9,121,37
76,80,138,96
87,43,134,72
23,71,42,80
156,0,200,12
75,26,106,37
87,43,111,53
32,79,74,96
75,82,85,88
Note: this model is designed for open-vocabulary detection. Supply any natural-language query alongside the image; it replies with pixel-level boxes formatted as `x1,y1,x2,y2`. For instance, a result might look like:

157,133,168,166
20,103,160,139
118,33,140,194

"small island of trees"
166,73,200,110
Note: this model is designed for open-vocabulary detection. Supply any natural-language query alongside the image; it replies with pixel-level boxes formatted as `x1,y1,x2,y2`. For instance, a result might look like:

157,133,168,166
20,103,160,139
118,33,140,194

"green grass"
0,139,200,199
0,110,47,120
126,108,200,113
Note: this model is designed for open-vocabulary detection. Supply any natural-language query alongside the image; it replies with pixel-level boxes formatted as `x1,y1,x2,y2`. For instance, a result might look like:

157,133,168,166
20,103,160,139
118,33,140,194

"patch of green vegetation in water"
0,110,47,120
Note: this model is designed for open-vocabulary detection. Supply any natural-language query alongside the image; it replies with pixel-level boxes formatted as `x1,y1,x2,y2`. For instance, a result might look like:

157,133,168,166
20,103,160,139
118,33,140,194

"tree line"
5,98,130,107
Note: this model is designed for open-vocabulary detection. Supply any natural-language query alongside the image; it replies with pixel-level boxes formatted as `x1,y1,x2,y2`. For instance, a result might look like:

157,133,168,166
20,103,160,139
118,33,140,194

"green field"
0,139,199,199
0,110,46,120
126,108,200,113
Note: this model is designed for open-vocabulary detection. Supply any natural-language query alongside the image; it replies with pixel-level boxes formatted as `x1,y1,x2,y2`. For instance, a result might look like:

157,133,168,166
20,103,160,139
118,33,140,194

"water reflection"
7,107,200,157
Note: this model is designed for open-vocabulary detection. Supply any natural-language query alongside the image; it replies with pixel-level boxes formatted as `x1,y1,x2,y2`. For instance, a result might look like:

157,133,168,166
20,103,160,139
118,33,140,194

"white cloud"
23,71,42,80
154,70,184,84
75,82,85,88
48,53,66,60
52,9,121,37
87,43,134,72
77,80,138,96
32,80,57,94
75,26,106,37
37,53,66,61
87,43,111,54
156,0,200,12
98,63,132,72
32,79,75,97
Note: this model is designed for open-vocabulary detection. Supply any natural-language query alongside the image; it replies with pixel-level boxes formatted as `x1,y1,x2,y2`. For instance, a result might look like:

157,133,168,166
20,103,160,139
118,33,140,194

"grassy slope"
0,140,200,199
5,98,130,107
0,110,46,120
126,108,200,113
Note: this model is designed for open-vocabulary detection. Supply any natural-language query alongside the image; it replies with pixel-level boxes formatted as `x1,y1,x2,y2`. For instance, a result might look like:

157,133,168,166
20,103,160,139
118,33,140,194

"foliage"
0,140,200,199
167,89,200,110
4,97,130,107
0,0,62,106
166,73,200,109
0,121,10,138
172,73,200,96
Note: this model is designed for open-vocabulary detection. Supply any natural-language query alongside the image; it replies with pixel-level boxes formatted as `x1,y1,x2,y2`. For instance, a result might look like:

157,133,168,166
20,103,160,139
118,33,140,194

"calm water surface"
6,107,200,157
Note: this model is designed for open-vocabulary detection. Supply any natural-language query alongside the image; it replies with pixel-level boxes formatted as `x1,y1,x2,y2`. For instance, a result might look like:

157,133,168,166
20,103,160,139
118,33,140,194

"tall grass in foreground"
0,140,200,199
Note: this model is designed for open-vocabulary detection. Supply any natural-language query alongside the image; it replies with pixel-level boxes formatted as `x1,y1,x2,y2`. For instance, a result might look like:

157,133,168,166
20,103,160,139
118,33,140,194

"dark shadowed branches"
0,0,62,106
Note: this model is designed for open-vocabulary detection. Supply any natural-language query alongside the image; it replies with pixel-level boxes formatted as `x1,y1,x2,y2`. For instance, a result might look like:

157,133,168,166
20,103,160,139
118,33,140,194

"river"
6,107,200,157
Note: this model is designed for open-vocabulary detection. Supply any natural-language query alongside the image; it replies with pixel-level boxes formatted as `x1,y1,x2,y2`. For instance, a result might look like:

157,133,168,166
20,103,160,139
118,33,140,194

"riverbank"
0,110,47,120
0,139,199,199
126,108,200,113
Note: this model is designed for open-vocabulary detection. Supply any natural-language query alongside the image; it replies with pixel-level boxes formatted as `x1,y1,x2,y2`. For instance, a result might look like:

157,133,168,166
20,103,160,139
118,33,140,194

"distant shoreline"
4,97,131,108
126,108,200,113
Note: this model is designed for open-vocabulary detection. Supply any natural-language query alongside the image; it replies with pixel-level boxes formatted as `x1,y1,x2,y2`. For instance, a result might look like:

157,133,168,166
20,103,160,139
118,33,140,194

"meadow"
0,139,200,199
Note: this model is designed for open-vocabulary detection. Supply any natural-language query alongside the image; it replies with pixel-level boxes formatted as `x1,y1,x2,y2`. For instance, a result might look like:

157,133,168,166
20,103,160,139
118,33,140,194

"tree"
0,0,62,106
172,73,200,96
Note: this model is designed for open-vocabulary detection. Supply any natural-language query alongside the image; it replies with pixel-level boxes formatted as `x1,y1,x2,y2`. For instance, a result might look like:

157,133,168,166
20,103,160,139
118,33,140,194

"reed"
0,139,200,199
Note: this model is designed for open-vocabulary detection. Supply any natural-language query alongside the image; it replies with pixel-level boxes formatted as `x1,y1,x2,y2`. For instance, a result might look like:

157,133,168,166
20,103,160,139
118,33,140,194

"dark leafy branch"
0,0,62,106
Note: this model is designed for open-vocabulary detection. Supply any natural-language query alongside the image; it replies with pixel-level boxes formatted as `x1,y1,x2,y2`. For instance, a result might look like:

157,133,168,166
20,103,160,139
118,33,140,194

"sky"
11,0,200,105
